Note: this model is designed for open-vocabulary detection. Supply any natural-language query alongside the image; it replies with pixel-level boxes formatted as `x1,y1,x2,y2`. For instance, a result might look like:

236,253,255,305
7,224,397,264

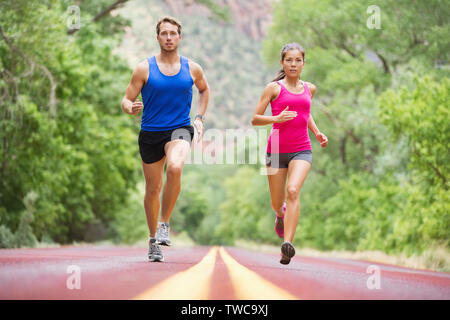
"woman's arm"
251,82,297,126
308,114,321,137
307,82,328,148
307,82,320,135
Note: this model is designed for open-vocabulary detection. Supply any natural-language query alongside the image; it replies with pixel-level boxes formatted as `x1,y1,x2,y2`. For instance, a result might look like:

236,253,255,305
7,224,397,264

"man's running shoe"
274,202,286,238
148,238,164,262
280,241,295,265
156,222,172,246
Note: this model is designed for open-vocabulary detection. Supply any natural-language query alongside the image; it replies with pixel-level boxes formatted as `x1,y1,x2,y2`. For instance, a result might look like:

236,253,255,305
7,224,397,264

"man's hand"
129,100,143,115
315,132,328,148
193,118,204,142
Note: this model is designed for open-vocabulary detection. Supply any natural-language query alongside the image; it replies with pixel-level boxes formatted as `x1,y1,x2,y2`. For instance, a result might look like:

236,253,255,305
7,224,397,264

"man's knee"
166,163,184,178
145,183,162,199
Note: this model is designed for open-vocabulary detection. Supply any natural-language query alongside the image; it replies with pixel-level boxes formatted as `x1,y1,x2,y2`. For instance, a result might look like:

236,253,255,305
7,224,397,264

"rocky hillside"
117,0,276,129
163,0,273,40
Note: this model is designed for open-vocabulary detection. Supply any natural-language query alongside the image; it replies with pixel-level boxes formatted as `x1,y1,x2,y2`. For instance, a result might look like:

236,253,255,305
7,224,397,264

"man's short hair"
156,16,182,35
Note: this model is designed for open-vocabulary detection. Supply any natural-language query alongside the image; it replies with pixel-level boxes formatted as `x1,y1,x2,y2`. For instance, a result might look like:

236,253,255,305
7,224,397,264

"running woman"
121,17,210,262
251,43,328,265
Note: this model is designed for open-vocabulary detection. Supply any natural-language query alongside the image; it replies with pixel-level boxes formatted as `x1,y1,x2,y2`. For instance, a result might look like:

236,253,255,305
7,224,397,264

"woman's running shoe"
274,202,286,238
280,241,295,265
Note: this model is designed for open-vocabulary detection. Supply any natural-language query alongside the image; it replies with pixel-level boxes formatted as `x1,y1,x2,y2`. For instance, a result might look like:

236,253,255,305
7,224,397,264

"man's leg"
160,139,191,223
142,156,166,238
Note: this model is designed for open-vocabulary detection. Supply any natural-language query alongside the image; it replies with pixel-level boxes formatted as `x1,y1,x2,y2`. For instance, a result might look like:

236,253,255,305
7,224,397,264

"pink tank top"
267,80,312,153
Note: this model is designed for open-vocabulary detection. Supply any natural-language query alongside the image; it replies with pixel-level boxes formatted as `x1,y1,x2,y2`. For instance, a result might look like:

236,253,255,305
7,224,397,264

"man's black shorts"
138,125,195,164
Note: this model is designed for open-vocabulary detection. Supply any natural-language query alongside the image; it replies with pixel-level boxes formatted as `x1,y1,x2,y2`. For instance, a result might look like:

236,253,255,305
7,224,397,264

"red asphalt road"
0,245,449,300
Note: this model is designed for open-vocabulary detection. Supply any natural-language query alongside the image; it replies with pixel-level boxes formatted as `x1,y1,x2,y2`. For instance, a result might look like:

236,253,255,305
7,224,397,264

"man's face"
157,22,181,52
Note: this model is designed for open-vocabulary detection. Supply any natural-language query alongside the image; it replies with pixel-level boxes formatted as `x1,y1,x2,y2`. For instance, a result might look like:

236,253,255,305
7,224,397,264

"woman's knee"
286,185,300,201
271,200,284,212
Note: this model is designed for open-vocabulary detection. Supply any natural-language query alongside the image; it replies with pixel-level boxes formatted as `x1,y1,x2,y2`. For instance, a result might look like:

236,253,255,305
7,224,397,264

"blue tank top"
140,56,193,131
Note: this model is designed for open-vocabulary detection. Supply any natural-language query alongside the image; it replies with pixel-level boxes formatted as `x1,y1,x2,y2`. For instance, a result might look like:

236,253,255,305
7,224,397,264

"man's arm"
121,61,147,115
189,61,210,140
191,61,209,118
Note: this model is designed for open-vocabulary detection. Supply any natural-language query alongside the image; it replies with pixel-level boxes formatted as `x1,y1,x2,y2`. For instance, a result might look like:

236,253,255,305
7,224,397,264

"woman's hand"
315,132,328,148
275,106,297,123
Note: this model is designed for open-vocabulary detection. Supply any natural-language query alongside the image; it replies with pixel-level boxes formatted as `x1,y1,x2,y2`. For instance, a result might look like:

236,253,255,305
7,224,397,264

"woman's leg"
284,160,311,243
266,166,288,217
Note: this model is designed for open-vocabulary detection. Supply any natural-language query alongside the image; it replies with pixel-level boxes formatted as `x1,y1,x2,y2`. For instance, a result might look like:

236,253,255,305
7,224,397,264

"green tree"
379,76,449,189
259,0,449,254
378,76,449,253
0,0,141,245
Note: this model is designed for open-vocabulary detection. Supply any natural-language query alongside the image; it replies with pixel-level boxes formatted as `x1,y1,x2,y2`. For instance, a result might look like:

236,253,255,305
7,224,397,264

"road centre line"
133,247,218,300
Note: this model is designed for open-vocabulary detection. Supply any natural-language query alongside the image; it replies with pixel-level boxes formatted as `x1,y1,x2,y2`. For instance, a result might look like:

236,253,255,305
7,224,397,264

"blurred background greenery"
0,0,448,270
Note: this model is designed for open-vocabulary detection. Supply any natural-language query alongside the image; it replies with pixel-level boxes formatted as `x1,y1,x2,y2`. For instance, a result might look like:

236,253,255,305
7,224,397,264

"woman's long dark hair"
272,43,306,82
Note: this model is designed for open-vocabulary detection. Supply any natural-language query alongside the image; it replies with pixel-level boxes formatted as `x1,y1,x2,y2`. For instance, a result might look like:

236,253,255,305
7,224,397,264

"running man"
251,43,328,265
121,17,210,262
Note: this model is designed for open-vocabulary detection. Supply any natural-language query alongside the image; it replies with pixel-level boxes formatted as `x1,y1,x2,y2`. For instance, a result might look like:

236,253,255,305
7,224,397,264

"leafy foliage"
0,0,140,245
1,0,448,259
167,0,449,256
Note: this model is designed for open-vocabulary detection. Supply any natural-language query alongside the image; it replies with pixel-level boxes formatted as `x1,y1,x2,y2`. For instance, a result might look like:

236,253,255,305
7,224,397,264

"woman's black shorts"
138,125,195,164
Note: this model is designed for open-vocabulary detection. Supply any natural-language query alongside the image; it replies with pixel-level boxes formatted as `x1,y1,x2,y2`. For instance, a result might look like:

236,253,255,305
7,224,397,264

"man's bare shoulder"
187,59,204,76
135,59,149,74
129,59,148,84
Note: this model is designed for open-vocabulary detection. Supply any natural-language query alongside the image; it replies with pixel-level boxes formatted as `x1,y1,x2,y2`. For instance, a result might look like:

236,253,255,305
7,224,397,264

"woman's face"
281,49,304,78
